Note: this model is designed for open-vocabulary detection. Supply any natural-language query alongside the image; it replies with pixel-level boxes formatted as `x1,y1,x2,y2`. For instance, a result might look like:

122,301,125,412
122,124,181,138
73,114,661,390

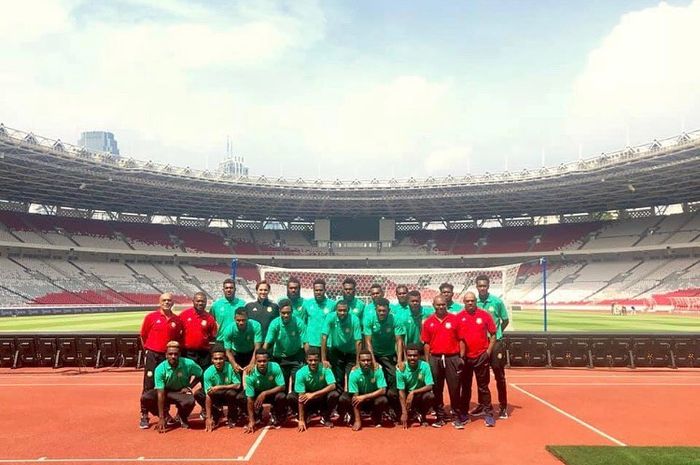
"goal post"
256,263,523,331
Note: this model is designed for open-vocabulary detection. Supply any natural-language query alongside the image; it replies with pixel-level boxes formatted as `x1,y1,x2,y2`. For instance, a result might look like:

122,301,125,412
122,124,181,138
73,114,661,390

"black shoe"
499,407,509,419
269,414,281,429
165,415,178,427
177,416,190,429
227,417,236,429
469,405,486,417
139,415,150,429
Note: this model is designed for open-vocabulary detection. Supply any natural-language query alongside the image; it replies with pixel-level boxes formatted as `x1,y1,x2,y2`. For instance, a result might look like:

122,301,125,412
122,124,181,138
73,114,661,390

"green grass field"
547,446,700,465
0,309,698,332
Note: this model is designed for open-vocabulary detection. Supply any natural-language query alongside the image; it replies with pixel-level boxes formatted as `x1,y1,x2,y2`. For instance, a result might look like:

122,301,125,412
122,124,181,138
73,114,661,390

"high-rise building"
218,138,249,176
78,131,120,156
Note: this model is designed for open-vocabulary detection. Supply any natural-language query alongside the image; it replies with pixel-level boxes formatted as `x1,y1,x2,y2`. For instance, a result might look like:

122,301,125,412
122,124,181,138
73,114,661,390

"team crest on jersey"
224,376,230,382
156,320,161,324
268,375,273,381
177,370,183,377
370,378,376,383
344,327,350,333
497,353,503,359
267,307,272,313
187,318,192,322
170,322,176,328
319,374,325,382
445,322,452,329
385,327,391,333
290,331,297,337
201,320,207,327
418,373,424,380
147,371,153,377
476,318,483,325
324,308,330,314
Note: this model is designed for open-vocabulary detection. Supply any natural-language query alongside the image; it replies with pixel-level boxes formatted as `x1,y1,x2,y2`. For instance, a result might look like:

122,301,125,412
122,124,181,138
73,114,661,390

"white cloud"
567,0,700,146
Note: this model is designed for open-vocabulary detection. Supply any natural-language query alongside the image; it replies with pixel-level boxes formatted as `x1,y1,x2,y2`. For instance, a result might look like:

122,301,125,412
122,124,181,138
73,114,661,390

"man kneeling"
243,349,288,433
289,347,339,431
195,345,244,431
398,343,435,429
338,349,389,431
140,341,202,432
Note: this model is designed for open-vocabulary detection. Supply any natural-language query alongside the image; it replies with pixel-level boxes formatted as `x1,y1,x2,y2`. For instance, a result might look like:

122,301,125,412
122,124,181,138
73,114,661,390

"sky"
1,0,699,180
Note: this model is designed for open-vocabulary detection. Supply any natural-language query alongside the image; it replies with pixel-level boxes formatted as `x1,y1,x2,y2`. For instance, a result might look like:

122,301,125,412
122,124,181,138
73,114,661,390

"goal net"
256,263,522,330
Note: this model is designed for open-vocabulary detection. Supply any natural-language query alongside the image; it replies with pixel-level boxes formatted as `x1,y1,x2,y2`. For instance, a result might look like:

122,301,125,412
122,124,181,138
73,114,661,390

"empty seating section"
113,223,176,251
532,222,604,251
175,228,231,254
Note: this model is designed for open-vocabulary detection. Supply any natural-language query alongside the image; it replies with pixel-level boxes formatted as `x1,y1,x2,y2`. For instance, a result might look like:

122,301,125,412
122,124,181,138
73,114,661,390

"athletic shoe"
227,418,236,429
269,415,281,429
178,416,191,429
469,405,485,417
139,415,149,429
458,413,470,425
452,419,465,430
320,416,333,428
484,415,496,428
499,407,509,419
199,410,206,421
165,415,178,427
431,419,446,428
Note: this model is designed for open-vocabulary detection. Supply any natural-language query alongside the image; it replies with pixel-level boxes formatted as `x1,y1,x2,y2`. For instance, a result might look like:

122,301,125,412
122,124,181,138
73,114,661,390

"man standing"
301,279,335,349
337,350,389,431
280,277,305,319
457,292,497,428
399,290,434,346
195,345,244,431
210,278,246,341
363,297,405,416
180,292,217,370
362,284,385,326
264,299,307,391
140,341,202,432
390,285,410,320
139,293,184,429
475,274,510,419
222,308,263,374
321,300,362,391
243,349,288,432
397,343,435,429
245,281,280,340
440,282,463,314
339,277,365,322
290,348,339,431
421,295,462,428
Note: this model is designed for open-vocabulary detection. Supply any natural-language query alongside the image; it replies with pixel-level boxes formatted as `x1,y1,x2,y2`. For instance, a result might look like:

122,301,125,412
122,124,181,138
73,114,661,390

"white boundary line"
0,428,270,463
510,383,627,447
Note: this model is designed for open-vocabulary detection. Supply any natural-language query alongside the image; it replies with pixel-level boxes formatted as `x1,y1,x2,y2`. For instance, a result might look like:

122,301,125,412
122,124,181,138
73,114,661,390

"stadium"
0,122,699,465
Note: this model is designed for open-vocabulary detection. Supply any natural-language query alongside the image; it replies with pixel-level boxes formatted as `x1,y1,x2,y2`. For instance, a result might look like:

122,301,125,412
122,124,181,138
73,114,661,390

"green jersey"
348,366,387,394
221,319,262,353
302,298,335,347
447,301,463,314
244,361,285,397
477,293,509,340
202,362,241,393
396,360,433,392
322,312,362,354
390,302,411,320
209,296,247,341
399,306,434,345
265,315,306,358
153,357,202,391
294,365,336,393
363,312,405,356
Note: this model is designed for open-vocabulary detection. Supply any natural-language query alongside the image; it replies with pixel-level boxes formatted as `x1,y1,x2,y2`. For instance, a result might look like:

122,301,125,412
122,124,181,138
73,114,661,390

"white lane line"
510,383,627,447
0,426,270,463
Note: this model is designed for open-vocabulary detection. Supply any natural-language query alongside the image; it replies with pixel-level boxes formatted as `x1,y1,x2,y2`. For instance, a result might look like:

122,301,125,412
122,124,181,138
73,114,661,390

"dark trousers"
328,349,356,392
338,391,388,425
490,341,508,408
234,351,253,368
460,352,493,415
183,349,211,371
273,351,305,391
288,390,340,420
194,388,245,421
250,391,289,420
402,390,435,417
141,350,165,415
140,389,195,419
376,354,397,389
429,353,462,420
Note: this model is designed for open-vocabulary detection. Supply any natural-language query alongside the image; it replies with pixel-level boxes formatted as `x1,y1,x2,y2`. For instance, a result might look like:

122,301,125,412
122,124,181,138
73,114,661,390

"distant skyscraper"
218,137,249,176
78,131,120,156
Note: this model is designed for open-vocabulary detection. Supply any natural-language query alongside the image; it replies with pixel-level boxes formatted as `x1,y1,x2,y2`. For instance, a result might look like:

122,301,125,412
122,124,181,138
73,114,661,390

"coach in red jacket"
139,292,184,429
180,292,218,370
457,291,497,427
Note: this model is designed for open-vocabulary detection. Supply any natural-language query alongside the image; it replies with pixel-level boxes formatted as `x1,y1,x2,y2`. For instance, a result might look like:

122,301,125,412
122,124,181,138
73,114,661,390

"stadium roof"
1,125,699,221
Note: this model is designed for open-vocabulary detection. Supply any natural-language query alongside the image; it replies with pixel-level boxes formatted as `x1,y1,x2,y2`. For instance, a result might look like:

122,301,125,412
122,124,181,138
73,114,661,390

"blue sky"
1,0,698,179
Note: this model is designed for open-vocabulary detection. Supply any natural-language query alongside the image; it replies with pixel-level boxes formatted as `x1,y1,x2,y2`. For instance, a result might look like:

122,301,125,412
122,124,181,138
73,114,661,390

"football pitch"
0,308,698,333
